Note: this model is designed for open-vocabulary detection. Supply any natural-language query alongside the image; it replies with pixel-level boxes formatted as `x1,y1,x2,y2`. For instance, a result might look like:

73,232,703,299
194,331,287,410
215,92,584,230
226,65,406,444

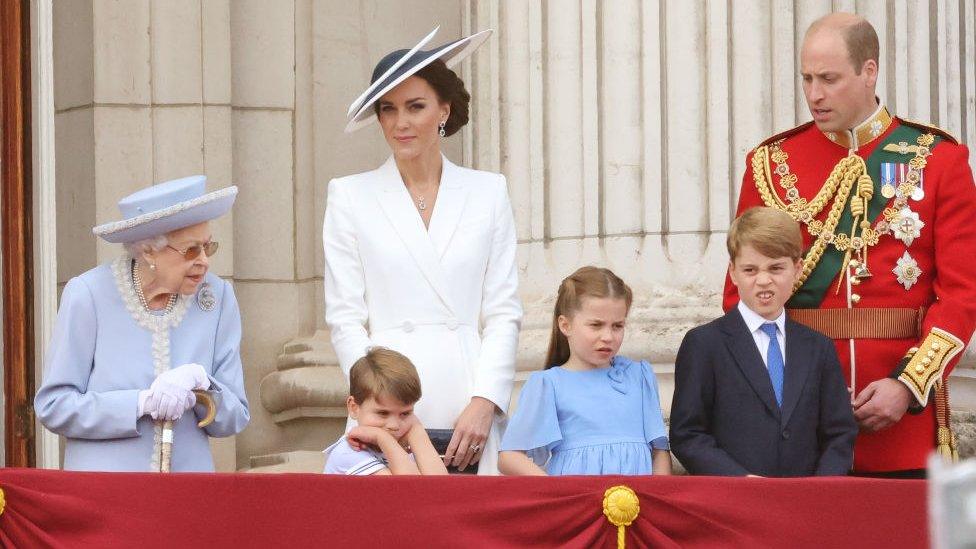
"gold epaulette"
898,327,965,407
898,117,959,145
756,121,816,148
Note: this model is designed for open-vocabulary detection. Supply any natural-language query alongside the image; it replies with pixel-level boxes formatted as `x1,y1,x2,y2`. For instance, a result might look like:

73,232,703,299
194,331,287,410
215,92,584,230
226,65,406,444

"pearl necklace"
132,260,176,313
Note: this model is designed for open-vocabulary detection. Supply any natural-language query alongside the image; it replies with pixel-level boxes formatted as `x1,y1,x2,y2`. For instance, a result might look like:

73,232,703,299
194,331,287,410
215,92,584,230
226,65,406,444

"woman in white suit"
323,28,522,474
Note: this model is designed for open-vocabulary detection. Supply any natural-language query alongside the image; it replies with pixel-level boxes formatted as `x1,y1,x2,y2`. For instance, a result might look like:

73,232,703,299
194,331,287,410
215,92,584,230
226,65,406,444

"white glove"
145,368,203,421
153,363,210,391
144,383,196,421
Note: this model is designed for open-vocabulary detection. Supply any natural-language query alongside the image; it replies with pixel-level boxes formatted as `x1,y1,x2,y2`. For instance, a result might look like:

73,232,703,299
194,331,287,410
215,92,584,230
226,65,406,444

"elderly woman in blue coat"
35,176,249,472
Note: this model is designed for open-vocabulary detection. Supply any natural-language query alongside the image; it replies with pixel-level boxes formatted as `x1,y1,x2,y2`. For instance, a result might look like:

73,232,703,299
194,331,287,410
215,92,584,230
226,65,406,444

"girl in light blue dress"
498,266,671,475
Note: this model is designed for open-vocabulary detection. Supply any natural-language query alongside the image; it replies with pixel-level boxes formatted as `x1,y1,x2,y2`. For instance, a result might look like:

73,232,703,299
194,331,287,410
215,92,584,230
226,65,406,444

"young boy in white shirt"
323,347,448,475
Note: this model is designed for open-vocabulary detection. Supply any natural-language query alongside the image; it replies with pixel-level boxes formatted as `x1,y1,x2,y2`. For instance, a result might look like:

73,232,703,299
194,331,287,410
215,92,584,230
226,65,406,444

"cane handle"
193,390,217,428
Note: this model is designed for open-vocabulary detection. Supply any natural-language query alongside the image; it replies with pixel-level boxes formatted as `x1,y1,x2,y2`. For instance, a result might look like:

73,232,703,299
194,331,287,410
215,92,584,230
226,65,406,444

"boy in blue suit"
670,207,856,476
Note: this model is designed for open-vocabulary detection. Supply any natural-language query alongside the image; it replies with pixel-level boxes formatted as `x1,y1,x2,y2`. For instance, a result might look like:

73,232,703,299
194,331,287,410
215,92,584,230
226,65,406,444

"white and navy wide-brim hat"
344,26,493,133
92,175,237,244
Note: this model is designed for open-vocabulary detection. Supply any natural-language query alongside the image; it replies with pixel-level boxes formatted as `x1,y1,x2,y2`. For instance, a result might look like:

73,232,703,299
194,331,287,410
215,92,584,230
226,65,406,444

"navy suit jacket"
669,308,856,477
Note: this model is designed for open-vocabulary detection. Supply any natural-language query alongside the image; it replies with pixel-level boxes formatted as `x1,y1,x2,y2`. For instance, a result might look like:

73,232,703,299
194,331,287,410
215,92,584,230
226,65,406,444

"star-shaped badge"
892,208,924,246
870,120,884,137
892,251,922,290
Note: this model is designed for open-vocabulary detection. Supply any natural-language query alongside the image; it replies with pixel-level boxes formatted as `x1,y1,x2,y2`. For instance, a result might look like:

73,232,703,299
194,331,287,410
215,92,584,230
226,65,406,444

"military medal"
196,282,216,311
880,162,903,200
892,207,924,246
893,251,922,290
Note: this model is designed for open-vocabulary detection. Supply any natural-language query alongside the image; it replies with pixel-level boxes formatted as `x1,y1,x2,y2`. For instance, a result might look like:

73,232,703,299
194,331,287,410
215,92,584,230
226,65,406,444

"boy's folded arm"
371,430,420,475
405,423,449,475
815,340,858,476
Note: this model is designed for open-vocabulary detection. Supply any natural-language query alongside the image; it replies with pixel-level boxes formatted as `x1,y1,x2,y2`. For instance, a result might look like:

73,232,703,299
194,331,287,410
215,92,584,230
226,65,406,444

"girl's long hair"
543,266,633,369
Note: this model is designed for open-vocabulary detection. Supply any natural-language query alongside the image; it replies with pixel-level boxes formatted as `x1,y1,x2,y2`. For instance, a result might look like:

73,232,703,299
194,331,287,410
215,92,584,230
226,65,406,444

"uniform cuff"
893,327,964,407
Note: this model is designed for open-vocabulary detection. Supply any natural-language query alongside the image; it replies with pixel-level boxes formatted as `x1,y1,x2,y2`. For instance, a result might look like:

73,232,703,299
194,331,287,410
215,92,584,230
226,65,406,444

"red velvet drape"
0,469,925,548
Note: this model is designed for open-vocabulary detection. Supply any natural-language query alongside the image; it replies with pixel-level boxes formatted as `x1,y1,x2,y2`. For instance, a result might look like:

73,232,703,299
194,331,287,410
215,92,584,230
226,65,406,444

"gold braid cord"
752,146,870,292
935,381,958,462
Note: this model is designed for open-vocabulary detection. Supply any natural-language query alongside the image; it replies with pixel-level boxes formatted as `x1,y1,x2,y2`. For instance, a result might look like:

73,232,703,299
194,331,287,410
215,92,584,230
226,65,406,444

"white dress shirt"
737,301,787,370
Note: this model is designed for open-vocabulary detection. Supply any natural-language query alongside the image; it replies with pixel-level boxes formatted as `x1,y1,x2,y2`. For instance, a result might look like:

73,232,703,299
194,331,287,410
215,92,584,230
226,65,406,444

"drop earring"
438,121,446,138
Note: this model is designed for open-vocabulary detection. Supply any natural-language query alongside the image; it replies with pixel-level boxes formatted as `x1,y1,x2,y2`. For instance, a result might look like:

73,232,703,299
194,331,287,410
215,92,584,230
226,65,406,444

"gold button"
851,278,861,285
915,365,925,374
921,357,931,366
851,294,861,304
850,259,860,268
932,342,941,351
926,350,936,359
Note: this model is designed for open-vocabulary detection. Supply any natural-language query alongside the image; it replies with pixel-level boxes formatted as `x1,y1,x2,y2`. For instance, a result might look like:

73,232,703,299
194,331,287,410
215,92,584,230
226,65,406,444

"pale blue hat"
92,175,237,243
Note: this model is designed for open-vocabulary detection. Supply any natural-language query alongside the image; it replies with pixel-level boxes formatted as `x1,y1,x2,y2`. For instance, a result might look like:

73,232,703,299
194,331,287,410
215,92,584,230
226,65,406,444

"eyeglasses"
167,241,218,261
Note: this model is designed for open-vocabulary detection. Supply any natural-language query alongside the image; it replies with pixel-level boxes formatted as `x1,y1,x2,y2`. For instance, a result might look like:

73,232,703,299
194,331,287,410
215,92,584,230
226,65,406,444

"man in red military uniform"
725,13,976,476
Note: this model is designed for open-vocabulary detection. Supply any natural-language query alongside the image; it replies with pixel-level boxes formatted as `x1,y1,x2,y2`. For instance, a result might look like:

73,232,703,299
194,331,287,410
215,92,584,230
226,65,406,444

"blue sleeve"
323,439,386,475
499,371,561,466
640,361,669,450
34,277,142,440
198,279,250,437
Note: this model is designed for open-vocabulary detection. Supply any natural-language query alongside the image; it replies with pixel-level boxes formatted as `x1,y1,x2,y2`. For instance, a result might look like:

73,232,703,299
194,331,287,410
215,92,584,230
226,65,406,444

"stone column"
31,0,59,469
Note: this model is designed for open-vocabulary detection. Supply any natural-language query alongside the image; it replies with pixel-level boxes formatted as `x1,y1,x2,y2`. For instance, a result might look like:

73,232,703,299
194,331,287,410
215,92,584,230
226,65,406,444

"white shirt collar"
737,301,786,336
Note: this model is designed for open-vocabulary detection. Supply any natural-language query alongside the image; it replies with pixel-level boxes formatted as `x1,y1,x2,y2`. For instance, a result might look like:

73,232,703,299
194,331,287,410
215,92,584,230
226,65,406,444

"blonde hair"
727,206,803,262
348,347,422,405
544,266,633,369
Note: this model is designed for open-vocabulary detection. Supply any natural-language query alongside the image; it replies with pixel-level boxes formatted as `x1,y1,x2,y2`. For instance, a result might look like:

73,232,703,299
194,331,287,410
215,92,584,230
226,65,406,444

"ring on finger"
469,444,481,452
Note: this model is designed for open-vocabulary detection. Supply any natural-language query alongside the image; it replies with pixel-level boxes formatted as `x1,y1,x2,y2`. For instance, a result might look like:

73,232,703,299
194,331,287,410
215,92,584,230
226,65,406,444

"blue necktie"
760,322,785,407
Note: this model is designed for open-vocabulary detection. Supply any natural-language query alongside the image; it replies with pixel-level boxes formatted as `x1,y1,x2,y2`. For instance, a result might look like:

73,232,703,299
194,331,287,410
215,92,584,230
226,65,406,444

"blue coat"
35,256,250,471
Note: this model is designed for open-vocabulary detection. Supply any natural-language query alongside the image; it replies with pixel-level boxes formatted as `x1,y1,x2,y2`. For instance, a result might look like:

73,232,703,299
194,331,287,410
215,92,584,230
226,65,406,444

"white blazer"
323,155,523,474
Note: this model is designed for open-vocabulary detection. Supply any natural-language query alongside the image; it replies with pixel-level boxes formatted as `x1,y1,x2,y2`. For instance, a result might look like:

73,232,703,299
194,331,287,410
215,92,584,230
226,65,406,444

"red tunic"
724,115,976,472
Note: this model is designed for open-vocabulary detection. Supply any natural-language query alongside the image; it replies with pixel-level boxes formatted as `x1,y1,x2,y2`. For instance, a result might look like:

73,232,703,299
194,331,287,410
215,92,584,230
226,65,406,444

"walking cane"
157,390,217,473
